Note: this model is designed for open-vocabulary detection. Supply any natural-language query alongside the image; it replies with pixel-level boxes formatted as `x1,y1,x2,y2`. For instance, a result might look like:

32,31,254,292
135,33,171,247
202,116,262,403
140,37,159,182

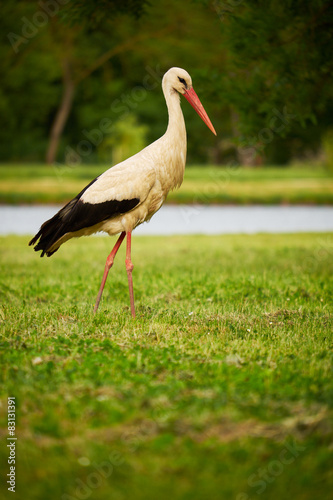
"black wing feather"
29,176,140,257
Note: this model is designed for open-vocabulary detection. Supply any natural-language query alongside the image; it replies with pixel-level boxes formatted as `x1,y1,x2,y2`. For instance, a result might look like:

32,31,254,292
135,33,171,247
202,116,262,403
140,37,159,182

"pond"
1,205,333,236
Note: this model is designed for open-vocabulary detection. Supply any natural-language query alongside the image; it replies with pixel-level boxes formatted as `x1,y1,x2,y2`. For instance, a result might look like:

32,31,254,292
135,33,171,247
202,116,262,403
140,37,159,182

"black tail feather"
29,211,67,257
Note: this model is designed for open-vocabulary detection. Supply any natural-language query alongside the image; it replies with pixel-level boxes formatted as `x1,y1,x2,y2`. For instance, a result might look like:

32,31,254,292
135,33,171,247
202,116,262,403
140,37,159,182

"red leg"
93,231,126,313
125,231,136,318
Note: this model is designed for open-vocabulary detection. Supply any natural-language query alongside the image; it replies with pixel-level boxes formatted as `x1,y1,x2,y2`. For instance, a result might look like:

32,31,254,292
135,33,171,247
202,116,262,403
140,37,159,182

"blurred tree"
202,0,333,164
43,0,149,164
98,113,148,164
0,0,151,163
322,129,333,171
0,0,222,165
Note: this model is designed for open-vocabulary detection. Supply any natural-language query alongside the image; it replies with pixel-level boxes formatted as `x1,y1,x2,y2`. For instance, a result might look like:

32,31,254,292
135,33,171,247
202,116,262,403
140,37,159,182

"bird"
29,67,216,318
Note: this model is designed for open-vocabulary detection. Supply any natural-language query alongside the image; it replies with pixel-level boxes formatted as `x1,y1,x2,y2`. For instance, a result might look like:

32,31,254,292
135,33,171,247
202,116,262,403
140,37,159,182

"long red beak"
183,87,217,136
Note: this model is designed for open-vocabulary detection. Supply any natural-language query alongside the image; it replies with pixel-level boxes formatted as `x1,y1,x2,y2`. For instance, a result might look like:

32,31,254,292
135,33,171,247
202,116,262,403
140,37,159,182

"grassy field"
0,233,332,499
1,163,333,205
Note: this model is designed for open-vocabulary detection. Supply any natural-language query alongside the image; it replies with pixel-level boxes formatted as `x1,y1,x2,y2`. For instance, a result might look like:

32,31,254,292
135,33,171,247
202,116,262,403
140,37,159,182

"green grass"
1,163,333,205
0,233,332,499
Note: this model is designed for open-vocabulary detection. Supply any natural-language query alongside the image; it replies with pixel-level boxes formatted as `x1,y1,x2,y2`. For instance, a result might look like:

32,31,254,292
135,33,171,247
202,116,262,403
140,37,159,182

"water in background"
1,205,333,235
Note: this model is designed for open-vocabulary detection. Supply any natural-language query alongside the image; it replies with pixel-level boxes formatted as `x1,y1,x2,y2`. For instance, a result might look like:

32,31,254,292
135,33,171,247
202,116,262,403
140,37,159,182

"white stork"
29,67,216,318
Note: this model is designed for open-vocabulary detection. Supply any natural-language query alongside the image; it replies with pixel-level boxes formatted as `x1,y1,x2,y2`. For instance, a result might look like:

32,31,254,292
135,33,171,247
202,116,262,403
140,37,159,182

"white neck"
155,79,187,191
163,84,187,143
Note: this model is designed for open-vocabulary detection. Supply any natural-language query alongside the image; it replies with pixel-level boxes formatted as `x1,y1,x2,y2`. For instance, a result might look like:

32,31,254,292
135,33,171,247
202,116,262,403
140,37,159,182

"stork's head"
163,67,193,95
162,67,217,136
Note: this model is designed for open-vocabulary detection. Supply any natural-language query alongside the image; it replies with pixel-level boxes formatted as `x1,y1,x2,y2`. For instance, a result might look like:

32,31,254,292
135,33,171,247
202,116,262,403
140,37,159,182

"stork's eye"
178,77,186,86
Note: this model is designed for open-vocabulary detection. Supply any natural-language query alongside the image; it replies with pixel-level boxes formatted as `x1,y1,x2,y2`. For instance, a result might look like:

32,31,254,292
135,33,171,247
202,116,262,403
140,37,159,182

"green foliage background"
0,0,332,165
